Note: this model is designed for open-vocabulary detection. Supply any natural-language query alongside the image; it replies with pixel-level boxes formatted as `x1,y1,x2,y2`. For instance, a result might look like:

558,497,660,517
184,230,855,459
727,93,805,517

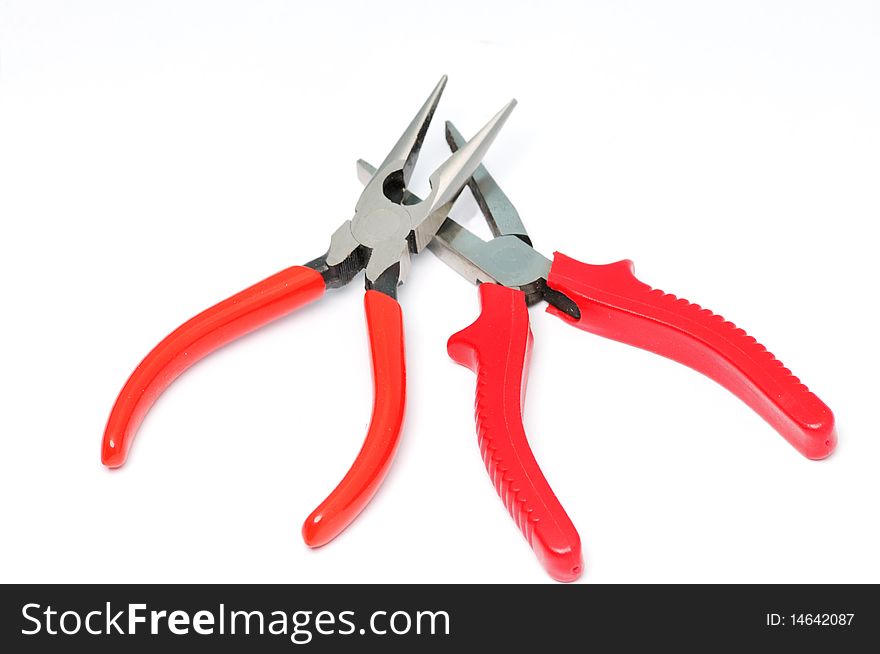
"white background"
1,1,877,583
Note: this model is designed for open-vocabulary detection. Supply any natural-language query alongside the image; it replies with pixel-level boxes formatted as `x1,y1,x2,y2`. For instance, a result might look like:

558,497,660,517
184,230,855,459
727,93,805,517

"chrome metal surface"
327,77,516,289
356,159,550,304
428,226,551,302
445,121,529,243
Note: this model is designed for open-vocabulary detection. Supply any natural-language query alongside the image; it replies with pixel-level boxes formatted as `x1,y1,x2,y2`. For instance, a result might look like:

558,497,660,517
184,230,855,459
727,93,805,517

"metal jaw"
429,222,552,305
357,120,578,315
428,121,551,305
319,76,516,298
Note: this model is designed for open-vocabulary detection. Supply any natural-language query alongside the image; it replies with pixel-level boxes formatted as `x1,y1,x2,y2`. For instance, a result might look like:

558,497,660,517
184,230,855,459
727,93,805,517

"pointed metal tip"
444,98,515,152
444,109,527,242
356,158,375,185
430,98,517,198
429,75,448,103
495,99,518,128
374,76,450,186
465,99,517,155
445,120,465,152
483,98,516,139
446,101,513,152
406,99,516,253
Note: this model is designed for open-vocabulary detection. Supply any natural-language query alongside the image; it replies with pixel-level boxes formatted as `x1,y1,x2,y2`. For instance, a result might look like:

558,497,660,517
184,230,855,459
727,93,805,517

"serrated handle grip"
546,253,836,459
448,283,583,582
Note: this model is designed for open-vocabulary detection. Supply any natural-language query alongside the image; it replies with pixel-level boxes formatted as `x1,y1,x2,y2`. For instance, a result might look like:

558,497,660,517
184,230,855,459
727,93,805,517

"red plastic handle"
546,253,836,459
102,265,326,467
448,283,583,582
302,290,406,547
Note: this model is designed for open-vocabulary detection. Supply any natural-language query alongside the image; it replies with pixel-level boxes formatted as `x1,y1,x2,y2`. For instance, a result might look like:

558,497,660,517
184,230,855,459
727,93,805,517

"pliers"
359,122,836,582
102,77,516,548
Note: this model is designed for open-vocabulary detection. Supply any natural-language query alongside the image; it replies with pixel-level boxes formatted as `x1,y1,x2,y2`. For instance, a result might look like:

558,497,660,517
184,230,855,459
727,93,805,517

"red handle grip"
448,283,583,582
102,265,326,467
302,290,406,547
546,253,836,459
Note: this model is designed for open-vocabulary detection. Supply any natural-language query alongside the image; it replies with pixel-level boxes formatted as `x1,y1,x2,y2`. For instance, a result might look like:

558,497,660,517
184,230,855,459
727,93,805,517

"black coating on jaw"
365,263,401,300
304,246,367,290
543,285,581,320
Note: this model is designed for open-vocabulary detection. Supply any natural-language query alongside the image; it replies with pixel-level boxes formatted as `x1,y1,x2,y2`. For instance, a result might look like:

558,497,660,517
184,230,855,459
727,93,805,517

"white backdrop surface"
1,1,877,583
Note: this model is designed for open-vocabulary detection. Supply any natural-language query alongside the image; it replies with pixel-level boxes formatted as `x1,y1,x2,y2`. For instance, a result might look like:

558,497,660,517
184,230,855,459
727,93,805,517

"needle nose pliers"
102,77,516,548
104,77,836,582
360,121,836,582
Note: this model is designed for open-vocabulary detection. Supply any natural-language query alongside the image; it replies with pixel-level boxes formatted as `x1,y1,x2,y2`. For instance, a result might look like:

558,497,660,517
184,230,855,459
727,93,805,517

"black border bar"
2,584,876,651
